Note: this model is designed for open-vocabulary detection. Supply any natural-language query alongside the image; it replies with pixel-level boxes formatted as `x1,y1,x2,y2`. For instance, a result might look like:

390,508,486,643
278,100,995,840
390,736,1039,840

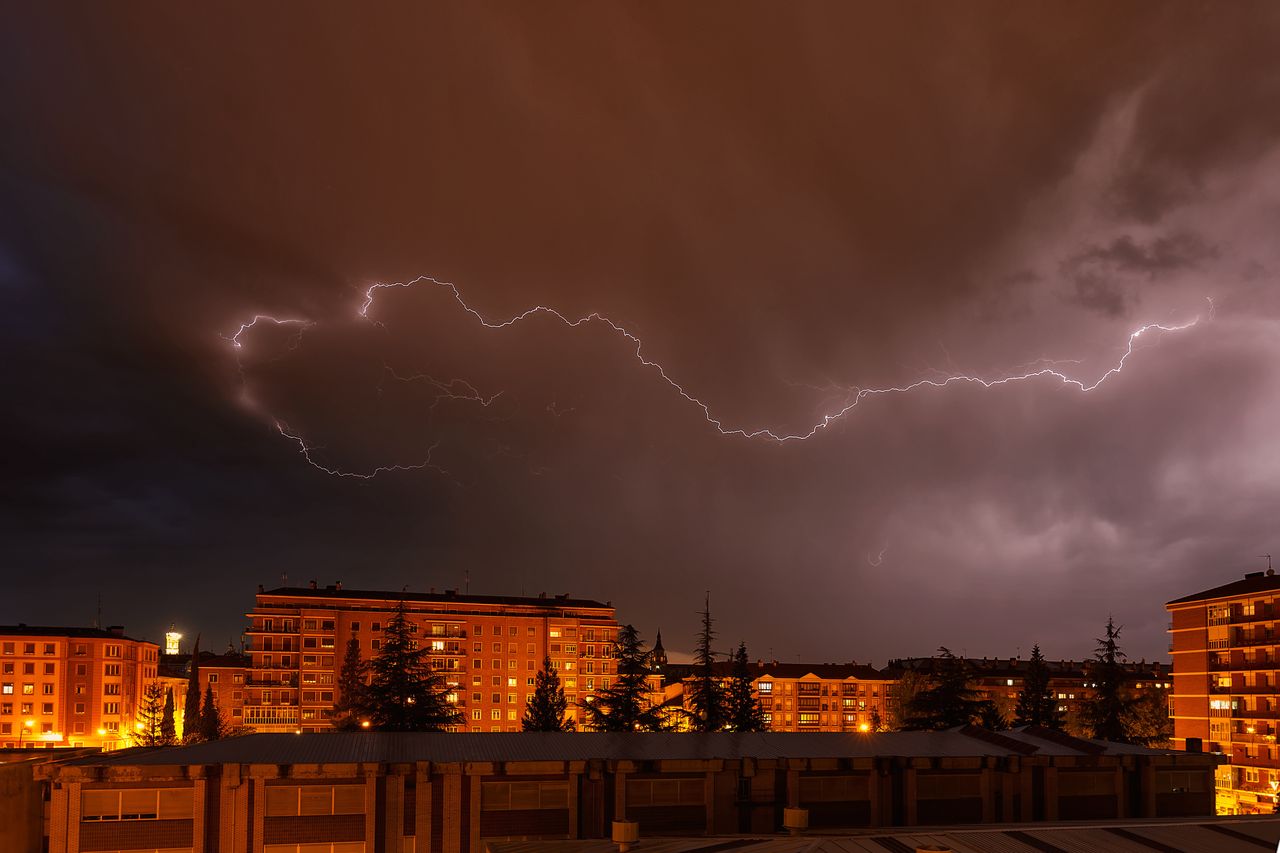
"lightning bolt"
227,275,1207,477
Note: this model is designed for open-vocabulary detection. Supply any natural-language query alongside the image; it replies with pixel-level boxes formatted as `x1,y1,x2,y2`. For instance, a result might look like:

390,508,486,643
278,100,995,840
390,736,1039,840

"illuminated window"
103,702,119,715
491,709,501,720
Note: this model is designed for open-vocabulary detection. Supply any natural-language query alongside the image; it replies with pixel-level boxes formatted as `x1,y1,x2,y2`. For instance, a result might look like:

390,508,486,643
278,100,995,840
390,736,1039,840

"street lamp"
17,719,34,748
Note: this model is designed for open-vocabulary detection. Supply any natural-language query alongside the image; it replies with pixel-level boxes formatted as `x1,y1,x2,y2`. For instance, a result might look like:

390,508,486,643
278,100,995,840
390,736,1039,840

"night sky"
4,4,1280,666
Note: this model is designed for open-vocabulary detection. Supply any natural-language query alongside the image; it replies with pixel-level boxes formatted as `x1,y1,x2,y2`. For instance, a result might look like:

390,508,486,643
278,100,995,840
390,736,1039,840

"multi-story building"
1168,569,1280,814
244,584,619,733
888,655,1171,736
0,625,159,751
662,661,896,732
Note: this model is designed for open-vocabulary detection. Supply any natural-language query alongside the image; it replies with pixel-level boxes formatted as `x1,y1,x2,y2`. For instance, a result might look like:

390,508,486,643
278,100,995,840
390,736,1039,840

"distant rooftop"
1168,570,1280,605
0,625,145,642
886,656,1170,678
53,728,1201,768
664,661,889,681
257,586,612,611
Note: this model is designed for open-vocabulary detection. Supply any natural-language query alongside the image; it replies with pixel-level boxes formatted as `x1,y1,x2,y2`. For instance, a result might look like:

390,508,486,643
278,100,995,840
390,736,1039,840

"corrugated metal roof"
483,816,1280,853
59,730,1202,768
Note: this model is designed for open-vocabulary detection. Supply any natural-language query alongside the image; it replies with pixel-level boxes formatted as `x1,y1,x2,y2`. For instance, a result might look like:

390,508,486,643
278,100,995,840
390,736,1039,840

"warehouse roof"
56,729,1211,767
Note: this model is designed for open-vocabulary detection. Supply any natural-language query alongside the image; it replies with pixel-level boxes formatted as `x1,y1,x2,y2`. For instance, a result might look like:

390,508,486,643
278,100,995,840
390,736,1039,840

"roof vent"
309,580,317,589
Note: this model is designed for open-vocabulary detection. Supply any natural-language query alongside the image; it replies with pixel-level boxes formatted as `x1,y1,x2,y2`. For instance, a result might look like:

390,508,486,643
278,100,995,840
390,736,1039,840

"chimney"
107,625,125,637
539,592,547,599
335,582,343,591
257,584,264,594
309,580,317,590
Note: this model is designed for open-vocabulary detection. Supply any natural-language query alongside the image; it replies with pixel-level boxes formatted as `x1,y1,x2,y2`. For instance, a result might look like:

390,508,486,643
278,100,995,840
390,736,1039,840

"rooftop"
664,661,889,681
0,625,146,642
1168,570,1280,605
52,728,1206,768
256,586,612,611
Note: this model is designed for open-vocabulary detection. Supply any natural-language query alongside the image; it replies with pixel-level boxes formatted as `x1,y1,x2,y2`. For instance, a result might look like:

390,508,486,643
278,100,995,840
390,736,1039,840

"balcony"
1233,708,1280,720
243,706,300,727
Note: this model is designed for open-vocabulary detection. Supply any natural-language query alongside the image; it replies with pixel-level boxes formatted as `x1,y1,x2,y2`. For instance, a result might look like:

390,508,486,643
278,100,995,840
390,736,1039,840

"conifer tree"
332,637,369,730
135,682,168,746
580,624,665,731
364,599,463,731
1122,685,1173,747
1013,645,1064,730
869,707,885,733
523,655,572,731
160,687,177,745
199,684,222,741
1082,617,1132,742
724,642,768,732
182,637,202,743
687,594,727,732
902,647,988,730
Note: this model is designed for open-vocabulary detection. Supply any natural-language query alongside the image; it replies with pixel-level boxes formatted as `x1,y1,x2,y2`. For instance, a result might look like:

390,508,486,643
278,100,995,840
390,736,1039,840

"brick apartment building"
244,585,619,733
888,655,1172,735
0,626,159,751
661,661,896,732
1168,569,1280,814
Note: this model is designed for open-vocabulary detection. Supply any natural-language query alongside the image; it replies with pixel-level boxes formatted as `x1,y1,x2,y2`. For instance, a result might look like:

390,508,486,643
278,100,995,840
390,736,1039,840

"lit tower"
165,625,183,656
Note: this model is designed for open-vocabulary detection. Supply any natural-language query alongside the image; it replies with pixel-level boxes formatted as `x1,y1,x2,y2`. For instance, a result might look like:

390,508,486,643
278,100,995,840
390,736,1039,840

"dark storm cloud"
2,3,1279,664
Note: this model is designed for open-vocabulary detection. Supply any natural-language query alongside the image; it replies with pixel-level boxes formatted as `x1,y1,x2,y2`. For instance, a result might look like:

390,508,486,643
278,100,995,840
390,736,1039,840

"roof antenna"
1261,554,1274,575
95,593,102,629
465,569,470,595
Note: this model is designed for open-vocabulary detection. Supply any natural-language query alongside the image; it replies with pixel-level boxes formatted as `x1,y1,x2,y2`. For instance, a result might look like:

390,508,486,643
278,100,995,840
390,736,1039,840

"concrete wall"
0,760,43,853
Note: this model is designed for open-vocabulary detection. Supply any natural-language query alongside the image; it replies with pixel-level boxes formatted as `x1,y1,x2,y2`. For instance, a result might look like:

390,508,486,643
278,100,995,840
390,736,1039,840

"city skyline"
5,5,1280,664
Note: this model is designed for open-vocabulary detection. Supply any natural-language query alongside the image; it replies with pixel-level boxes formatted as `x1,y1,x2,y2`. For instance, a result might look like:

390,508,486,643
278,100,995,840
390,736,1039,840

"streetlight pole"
17,719,34,748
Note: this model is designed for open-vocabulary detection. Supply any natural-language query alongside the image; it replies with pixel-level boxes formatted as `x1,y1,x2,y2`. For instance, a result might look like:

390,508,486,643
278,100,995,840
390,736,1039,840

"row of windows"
1,642,58,655
1,662,56,675
1,683,56,695
264,785,365,816
480,781,569,811
82,789,191,821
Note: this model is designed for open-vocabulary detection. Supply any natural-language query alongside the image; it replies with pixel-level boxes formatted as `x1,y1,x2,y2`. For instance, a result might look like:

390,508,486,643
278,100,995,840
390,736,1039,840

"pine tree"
182,637,202,743
902,647,987,730
135,682,168,746
364,599,463,731
1013,645,1064,730
332,638,369,731
1122,685,1173,747
199,684,222,741
160,687,177,745
1082,617,1132,742
869,707,884,733
523,655,572,731
724,642,767,732
580,624,665,731
687,594,727,732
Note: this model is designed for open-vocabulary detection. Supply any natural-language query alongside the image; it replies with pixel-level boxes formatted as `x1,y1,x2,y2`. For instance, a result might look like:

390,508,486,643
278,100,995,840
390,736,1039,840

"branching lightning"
226,275,1207,477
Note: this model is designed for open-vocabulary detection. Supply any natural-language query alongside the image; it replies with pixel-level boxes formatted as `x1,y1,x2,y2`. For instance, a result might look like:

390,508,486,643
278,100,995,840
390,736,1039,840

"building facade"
1168,569,1280,814
888,655,1172,736
245,586,619,733
0,626,159,751
35,730,1220,852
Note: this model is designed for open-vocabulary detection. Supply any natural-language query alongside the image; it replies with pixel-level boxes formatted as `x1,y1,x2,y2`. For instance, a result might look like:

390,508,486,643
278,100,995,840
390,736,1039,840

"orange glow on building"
245,584,619,732
0,625,159,751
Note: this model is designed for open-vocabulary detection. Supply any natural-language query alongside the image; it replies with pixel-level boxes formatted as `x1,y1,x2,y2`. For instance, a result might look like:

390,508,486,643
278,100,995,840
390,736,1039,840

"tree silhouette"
1013,645,1064,730
1081,617,1133,742
687,594,727,732
523,655,572,731
182,636,201,743
363,599,463,731
332,637,369,730
902,647,989,730
723,642,767,732
580,624,665,731
198,684,223,741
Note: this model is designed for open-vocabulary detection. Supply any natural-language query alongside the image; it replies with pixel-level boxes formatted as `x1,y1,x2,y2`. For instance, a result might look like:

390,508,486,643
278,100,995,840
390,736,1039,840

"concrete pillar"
567,768,580,839
613,768,628,821
1115,764,1127,819
1043,766,1059,822
364,768,379,853
384,773,405,853
468,774,481,853
867,765,881,828
250,777,265,853
786,768,800,808
904,766,918,826
704,770,716,835
1140,759,1157,818
49,779,78,853
192,778,207,853
979,764,994,822
441,767,463,853
414,765,432,853
1019,764,1034,822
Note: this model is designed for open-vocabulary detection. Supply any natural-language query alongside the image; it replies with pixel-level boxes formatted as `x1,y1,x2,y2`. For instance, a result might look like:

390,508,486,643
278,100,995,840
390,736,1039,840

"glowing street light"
18,719,35,748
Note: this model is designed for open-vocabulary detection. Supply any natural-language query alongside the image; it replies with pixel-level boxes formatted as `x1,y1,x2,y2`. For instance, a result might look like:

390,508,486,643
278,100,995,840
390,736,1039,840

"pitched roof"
1167,572,1280,605
664,661,889,681
258,587,612,611
52,729,1200,768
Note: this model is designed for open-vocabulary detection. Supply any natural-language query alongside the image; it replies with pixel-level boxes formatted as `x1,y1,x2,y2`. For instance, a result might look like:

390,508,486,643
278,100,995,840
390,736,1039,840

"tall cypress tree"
364,599,463,731
1013,645,1064,730
199,684,222,741
687,594,726,732
1082,617,1132,742
580,624,665,732
332,638,369,731
182,636,202,743
523,655,572,731
724,642,768,732
160,687,177,745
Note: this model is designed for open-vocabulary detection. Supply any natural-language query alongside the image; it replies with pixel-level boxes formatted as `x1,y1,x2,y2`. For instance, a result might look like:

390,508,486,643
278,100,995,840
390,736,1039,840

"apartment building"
244,585,619,733
1168,569,1280,814
0,625,159,751
888,655,1171,736
662,661,896,732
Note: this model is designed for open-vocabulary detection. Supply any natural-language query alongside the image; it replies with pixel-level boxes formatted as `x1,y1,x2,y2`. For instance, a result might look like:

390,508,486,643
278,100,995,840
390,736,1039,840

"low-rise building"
36,729,1220,852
